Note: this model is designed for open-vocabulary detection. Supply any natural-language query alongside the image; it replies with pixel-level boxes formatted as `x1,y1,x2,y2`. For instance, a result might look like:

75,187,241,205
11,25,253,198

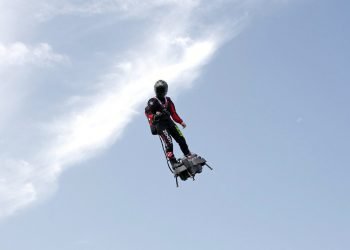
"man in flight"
145,80,192,168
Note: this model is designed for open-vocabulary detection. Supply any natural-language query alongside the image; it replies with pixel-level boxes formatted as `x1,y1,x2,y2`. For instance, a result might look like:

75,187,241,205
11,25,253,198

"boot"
185,152,196,159
170,158,182,169
169,157,180,169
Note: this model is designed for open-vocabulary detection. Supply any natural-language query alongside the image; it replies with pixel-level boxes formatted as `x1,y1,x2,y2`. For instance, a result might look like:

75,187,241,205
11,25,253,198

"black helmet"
154,80,168,98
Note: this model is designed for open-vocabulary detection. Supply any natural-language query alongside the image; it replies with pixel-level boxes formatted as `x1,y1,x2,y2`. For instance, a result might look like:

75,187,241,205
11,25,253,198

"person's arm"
145,106,154,125
168,98,186,128
145,105,157,135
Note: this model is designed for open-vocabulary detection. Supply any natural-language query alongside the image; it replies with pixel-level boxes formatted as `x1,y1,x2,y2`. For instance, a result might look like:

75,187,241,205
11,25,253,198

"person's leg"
157,127,177,164
168,124,191,156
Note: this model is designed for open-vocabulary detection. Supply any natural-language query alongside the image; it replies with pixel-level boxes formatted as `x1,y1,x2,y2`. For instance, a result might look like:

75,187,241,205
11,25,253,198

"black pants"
157,123,190,162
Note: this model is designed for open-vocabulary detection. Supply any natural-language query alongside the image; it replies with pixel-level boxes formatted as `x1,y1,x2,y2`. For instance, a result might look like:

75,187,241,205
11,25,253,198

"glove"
154,111,162,122
150,125,157,135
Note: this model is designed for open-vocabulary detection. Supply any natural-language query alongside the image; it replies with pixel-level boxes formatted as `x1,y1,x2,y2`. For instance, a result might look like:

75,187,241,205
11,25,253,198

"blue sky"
0,0,349,250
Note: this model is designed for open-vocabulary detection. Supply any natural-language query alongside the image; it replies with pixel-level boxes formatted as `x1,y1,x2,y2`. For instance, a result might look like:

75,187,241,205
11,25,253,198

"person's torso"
148,97,174,126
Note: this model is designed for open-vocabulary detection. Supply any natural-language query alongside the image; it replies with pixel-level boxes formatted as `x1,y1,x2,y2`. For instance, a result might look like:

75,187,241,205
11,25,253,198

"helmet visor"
156,86,167,97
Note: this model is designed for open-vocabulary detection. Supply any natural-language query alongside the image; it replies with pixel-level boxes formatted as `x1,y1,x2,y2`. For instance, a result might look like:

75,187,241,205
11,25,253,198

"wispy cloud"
0,42,68,66
0,160,37,217
0,0,284,219
47,37,217,167
35,0,200,20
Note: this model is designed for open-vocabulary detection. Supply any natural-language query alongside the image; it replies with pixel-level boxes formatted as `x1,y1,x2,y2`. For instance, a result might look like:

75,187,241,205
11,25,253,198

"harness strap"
155,96,169,109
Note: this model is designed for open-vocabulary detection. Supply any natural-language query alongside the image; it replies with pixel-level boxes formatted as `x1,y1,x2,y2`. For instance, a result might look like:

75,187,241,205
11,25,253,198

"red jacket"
145,97,183,126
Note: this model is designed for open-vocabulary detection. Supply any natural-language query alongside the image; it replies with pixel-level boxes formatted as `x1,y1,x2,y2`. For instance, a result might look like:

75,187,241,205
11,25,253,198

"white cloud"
35,0,201,20
0,40,68,131
0,159,37,217
47,36,217,167
0,36,219,219
0,0,286,219
0,42,68,66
